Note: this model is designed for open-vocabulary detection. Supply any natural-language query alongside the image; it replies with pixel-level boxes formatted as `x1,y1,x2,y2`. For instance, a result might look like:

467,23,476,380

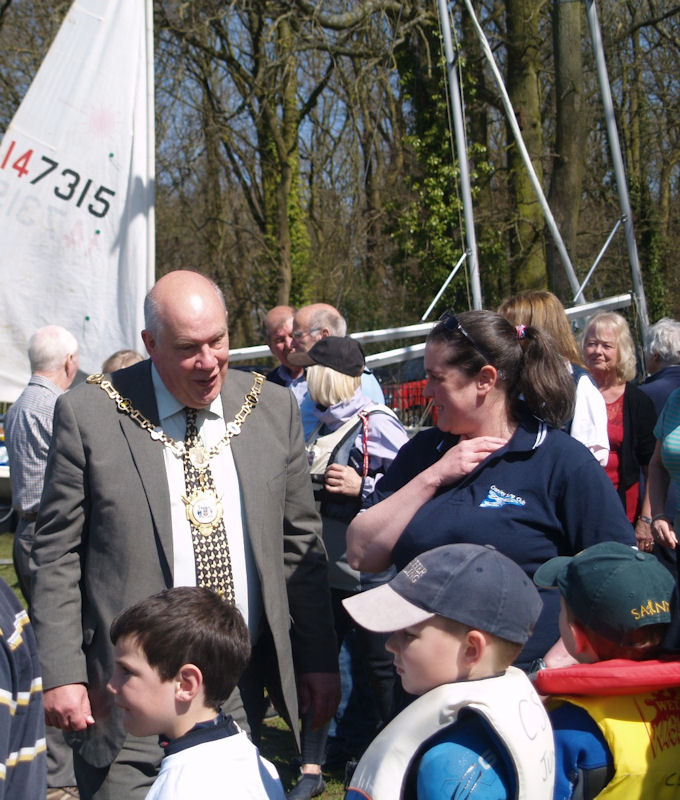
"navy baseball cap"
288,336,365,377
534,541,675,643
343,543,542,645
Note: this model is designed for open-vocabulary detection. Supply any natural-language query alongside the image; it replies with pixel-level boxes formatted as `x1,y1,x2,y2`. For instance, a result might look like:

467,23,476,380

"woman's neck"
598,378,625,403
463,402,518,441
479,418,518,440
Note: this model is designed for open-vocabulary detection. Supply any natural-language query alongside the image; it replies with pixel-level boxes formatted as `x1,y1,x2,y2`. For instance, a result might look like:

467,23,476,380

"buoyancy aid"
536,660,680,799
345,667,555,800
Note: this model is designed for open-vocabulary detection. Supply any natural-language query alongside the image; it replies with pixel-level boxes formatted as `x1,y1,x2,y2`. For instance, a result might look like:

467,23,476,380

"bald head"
292,303,347,353
263,306,295,339
141,271,230,408
263,305,301,375
144,271,226,339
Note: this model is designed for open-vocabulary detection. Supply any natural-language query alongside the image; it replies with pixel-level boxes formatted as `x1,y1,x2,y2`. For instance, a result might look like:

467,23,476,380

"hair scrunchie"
515,324,527,340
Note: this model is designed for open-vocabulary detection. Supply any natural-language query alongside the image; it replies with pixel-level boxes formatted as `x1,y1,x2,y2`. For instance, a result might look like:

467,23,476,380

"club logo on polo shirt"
479,485,526,509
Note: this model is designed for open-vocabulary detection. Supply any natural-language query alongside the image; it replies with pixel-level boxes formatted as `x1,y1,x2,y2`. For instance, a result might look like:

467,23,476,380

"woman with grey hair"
641,317,680,414
582,312,656,539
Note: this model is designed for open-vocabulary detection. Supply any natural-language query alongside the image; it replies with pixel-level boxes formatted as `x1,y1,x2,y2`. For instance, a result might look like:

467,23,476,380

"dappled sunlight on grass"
260,716,348,798
0,532,23,607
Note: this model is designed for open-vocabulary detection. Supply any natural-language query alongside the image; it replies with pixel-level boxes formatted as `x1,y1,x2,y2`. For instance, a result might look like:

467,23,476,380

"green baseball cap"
534,542,675,643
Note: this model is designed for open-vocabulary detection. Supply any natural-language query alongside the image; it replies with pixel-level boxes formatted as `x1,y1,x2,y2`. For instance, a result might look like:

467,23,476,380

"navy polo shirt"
364,412,635,668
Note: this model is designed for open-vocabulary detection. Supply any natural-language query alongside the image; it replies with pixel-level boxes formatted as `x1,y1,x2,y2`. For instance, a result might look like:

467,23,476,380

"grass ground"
260,716,347,798
0,531,22,602
0,531,347,797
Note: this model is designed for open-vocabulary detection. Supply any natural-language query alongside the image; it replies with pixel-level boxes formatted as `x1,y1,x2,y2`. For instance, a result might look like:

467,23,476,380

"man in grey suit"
30,271,340,799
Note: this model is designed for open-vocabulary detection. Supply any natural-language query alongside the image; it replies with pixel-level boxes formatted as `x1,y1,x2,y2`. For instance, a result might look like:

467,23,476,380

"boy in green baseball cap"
533,541,680,799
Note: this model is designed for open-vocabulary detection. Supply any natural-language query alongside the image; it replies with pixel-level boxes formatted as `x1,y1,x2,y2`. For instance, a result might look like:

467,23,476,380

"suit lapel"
223,373,267,566
112,362,174,574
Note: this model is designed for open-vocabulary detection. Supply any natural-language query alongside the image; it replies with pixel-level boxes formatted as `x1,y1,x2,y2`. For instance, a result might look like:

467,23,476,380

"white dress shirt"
151,366,263,637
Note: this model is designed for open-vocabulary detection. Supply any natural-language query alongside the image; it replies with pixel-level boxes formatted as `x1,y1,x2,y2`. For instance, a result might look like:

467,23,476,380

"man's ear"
174,663,203,703
141,329,154,358
65,353,77,378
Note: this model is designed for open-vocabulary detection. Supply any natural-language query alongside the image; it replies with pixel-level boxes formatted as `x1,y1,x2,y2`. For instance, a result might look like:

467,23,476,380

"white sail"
0,0,154,401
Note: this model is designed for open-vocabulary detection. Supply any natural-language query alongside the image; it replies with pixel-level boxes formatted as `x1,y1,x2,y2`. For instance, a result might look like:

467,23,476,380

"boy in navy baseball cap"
533,541,680,799
343,543,555,800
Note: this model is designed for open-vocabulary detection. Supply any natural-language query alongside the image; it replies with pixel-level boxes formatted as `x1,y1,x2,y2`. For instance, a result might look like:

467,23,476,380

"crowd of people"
2,278,680,800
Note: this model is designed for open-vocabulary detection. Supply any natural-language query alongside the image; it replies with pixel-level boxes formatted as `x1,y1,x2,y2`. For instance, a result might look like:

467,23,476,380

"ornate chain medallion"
182,486,224,536
86,371,265,468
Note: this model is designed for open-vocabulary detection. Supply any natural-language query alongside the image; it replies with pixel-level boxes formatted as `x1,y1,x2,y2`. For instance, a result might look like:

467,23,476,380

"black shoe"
344,759,358,789
286,772,326,800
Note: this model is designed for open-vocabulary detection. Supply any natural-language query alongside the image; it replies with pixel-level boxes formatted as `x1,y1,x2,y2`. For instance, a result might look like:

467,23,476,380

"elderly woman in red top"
582,312,656,545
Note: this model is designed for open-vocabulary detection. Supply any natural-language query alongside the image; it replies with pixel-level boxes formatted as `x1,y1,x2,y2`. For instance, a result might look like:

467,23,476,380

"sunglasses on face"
292,327,321,341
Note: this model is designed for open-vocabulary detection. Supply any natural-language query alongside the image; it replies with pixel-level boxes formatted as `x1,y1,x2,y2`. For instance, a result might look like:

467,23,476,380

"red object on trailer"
374,358,437,427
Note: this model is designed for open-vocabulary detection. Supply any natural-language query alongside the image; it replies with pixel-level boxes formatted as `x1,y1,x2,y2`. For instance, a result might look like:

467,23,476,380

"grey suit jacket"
30,361,336,767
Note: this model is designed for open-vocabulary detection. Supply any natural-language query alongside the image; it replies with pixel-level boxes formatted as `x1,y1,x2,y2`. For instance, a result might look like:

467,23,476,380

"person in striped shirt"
0,577,46,798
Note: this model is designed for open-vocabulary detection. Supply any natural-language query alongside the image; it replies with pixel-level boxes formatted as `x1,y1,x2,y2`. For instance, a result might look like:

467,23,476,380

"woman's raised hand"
431,436,508,488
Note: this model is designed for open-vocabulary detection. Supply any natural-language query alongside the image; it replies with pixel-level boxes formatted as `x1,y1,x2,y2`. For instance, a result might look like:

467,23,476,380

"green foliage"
288,167,313,309
0,533,24,607
478,226,511,311
389,30,473,315
398,135,463,271
638,196,669,322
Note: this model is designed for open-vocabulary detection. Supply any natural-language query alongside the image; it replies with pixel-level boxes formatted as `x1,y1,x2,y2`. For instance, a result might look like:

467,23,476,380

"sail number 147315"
0,140,115,218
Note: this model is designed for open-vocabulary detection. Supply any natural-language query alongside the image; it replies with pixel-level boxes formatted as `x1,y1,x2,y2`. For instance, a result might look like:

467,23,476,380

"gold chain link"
86,371,265,463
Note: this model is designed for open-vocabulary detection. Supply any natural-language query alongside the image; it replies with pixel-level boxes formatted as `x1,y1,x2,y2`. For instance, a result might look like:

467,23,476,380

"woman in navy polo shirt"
347,310,636,670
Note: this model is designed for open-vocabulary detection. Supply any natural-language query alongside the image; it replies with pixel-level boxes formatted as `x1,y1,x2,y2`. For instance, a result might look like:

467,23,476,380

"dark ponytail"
428,310,575,428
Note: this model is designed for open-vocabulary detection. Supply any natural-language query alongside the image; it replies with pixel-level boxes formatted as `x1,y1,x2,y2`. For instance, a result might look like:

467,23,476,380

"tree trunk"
546,0,585,302
505,0,547,290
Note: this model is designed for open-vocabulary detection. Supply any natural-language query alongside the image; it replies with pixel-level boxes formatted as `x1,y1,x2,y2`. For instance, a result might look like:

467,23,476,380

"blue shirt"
549,702,612,800
654,388,680,498
345,711,514,800
640,366,680,415
265,365,308,408
364,413,635,668
414,712,515,800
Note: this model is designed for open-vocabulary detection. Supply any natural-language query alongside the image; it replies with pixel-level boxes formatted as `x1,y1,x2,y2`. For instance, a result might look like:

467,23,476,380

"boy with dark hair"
342,543,555,799
107,587,284,799
533,541,680,799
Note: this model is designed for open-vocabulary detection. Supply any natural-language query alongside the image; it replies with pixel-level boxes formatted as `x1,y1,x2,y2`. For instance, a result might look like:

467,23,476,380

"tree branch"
293,0,404,30
0,0,14,31
623,2,680,38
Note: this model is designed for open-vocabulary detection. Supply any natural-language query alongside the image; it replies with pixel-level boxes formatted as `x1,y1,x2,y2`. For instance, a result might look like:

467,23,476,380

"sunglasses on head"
438,310,493,365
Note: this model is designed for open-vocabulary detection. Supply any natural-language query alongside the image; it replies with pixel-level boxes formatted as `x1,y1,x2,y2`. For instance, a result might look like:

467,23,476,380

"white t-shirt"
151,365,263,637
145,728,285,800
